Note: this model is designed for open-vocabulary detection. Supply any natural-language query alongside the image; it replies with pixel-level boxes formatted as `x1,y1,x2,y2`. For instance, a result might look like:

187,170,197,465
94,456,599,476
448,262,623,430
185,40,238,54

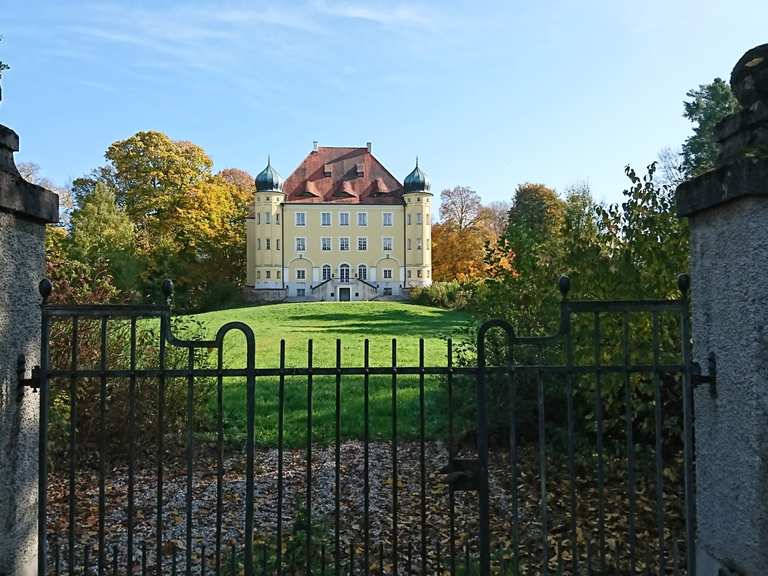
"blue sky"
1,0,766,207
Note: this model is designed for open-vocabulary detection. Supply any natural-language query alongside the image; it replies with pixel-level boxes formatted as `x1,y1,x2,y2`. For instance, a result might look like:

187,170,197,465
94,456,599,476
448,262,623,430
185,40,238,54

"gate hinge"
439,458,481,492
17,354,41,395
691,352,717,399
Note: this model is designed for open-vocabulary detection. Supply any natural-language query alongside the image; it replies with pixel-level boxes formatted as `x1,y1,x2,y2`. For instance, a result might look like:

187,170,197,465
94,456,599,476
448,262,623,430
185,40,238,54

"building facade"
245,143,432,302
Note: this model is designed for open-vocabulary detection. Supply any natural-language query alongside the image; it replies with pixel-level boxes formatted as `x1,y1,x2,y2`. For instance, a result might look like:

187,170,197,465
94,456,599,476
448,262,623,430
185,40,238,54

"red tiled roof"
283,147,404,204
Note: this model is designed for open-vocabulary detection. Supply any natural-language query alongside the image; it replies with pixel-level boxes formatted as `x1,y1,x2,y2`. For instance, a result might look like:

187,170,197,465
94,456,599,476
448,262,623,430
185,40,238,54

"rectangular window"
295,212,306,226
266,271,271,279
383,212,393,226
417,270,422,278
357,212,368,226
407,239,412,250
426,269,430,278
357,237,367,251
256,271,261,280
339,237,350,251
275,213,280,224
276,239,281,250
297,288,306,297
321,212,331,226
296,269,306,280
407,214,411,225
266,212,271,224
383,287,393,296
417,213,422,225
321,237,331,251
276,270,281,279
266,239,271,250
383,269,393,280
417,238,422,250
426,238,430,250
383,237,393,252
407,270,412,278
340,212,350,226
295,237,306,252
257,213,261,225
257,238,261,250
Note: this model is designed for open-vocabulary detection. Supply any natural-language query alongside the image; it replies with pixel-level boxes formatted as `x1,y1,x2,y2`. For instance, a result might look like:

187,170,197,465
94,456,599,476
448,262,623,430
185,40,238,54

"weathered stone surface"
688,197,768,576
730,43,768,108
676,157,768,216
0,123,58,575
0,212,45,576
0,125,58,224
677,44,768,576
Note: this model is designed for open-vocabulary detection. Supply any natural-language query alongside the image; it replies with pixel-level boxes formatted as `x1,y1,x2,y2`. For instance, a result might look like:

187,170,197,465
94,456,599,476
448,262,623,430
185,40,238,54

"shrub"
46,314,215,468
409,280,472,309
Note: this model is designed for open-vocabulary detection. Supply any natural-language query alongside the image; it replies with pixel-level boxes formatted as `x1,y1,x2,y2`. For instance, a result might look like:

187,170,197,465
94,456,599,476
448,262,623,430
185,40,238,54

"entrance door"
338,287,351,301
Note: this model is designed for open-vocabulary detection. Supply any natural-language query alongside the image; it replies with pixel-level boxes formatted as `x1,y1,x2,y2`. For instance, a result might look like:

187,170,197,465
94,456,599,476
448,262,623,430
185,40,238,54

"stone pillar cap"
0,123,59,223
676,44,768,217
731,43,768,108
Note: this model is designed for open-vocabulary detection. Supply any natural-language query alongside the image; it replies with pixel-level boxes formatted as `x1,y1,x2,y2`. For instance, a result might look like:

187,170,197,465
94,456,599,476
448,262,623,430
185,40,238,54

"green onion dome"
403,158,431,193
255,157,284,192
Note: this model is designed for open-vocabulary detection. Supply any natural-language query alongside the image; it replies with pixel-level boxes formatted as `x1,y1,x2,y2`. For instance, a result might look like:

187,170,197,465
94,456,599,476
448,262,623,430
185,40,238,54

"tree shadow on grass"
283,309,471,338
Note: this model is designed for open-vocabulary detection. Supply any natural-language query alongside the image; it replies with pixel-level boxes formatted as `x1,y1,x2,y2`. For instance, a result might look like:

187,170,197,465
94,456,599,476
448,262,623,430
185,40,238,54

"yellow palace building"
245,143,432,302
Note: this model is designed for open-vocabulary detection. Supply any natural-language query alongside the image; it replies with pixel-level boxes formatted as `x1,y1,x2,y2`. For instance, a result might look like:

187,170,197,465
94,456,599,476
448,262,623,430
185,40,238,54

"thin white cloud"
311,0,432,26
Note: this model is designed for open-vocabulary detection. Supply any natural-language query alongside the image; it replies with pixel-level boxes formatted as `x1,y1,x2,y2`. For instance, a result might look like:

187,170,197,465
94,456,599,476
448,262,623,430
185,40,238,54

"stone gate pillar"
676,43,768,576
0,124,58,576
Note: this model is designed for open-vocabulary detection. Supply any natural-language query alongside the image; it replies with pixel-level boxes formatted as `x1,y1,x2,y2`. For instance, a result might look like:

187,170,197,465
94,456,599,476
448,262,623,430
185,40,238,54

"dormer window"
323,163,332,176
355,163,364,176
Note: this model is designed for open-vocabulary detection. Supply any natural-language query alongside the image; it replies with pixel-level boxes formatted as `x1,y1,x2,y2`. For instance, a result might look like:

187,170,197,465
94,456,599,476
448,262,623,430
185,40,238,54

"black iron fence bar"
277,339,286,576
98,317,107,576
216,345,225,574
185,346,194,576
44,364,687,379
68,316,78,576
594,312,606,573
560,286,579,574
156,313,167,576
652,311,666,576
536,348,548,576
128,318,137,574
419,338,427,576
241,322,257,576
37,303,51,576
335,339,342,576
509,370,520,574
623,311,637,574
42,305,167,316
476,319,515,576
679,276,697,576
390,339,398,576
447,339,456,576
307,339,315,576
364,339,370,576
564,299,684,313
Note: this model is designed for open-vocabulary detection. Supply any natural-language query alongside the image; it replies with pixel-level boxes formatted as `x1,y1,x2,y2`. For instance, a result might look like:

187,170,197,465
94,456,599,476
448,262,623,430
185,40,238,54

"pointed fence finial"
415,156,419,168
558,275,571,298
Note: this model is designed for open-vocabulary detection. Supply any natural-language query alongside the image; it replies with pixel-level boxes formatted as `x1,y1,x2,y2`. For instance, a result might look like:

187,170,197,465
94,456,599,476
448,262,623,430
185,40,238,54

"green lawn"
184,301,475,446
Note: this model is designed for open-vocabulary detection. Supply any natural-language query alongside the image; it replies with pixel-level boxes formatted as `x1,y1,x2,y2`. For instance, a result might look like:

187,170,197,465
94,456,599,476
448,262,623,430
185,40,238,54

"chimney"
313,141,319,152
366,141,372,153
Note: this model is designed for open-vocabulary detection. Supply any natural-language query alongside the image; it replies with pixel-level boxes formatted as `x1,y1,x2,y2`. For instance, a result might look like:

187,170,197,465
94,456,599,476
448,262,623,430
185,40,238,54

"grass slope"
187,301,474,446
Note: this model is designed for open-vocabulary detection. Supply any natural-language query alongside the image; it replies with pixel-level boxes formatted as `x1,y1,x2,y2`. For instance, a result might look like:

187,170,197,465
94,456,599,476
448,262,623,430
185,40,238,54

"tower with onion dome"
402,158,433,288
246,158,285,293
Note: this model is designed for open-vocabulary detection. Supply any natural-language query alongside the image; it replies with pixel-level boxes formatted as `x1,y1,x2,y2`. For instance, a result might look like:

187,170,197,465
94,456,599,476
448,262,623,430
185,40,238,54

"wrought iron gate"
28,275,699,575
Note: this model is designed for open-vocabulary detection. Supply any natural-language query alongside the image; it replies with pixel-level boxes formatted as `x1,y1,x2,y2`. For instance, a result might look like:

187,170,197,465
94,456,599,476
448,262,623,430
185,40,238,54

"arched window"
339,264,350,283
322,264,332,281
358,265,367,280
